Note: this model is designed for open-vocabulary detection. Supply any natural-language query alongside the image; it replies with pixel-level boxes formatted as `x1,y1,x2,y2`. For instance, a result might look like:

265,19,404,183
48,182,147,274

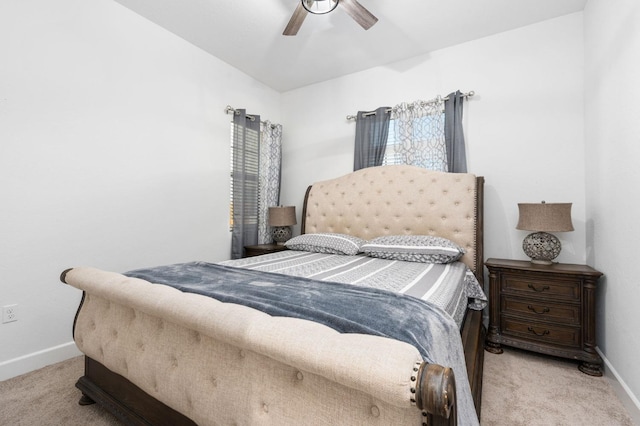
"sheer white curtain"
388,98,448,171
258,121,283,244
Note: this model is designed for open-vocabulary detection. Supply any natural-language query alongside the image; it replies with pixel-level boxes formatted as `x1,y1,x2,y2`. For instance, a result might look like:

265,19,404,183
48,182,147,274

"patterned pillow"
361,235,465,264
285,233,366,256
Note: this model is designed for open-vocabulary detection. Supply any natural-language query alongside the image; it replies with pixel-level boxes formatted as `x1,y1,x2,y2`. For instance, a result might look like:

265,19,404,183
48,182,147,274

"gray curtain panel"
353,106,391,171
444,91,467,173
231,109,261,259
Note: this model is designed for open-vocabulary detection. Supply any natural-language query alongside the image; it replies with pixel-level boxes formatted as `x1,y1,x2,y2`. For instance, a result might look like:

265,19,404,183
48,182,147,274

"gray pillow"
285,233,366,256
361,235,465,263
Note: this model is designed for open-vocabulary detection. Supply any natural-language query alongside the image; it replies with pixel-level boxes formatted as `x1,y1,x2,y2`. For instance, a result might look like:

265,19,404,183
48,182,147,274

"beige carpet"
0,356,118,426
481,348,635,425
0,350,635,425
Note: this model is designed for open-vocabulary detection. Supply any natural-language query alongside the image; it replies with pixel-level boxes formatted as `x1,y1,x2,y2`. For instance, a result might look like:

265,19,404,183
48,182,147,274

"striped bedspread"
220,250,486,328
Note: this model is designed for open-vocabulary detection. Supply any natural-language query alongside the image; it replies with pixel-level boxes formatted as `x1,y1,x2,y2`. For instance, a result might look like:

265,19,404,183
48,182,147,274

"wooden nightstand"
243,244,288,258
485,258,603,376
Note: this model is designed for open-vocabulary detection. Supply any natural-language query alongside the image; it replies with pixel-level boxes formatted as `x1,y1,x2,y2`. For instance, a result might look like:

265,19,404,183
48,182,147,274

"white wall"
281,13,587,267
584,0,640,420
0,0,280,380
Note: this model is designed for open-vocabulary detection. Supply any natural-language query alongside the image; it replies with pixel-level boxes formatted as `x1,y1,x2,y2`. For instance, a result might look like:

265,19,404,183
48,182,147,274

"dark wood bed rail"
475,176,485,288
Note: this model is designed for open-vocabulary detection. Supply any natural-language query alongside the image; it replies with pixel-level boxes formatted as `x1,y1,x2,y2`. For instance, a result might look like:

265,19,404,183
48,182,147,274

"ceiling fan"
283,0,378,36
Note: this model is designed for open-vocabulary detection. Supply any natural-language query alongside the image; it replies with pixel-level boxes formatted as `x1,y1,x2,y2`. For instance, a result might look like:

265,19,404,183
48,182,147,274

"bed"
60,165,486,426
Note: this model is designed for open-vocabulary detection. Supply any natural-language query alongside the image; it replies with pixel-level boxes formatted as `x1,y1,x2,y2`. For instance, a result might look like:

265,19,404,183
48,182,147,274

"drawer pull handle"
527,305,550,315
527,284,550,292
527,327,550,337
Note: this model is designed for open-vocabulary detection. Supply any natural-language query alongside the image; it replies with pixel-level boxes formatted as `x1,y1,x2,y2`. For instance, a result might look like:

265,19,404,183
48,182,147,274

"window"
381,119,402,166
354,93,467,173
227,109,282,258
382,111,447,172
229,121,260,229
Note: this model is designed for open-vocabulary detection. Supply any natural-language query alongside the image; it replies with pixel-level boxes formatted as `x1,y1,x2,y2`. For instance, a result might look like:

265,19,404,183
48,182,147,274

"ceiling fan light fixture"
302,0,339,15
283,0,377,36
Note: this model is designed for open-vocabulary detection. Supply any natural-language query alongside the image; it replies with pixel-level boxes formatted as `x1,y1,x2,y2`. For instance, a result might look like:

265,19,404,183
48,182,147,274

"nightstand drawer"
501,317,581,348
501,274,580,301
501,297,580,325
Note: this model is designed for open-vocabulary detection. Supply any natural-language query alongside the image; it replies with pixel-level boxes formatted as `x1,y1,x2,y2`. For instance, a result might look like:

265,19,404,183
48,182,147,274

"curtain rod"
345,91,475,121
224,105,277,128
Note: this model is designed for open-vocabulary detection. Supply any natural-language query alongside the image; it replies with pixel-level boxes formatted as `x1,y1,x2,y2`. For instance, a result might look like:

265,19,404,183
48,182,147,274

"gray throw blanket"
125,261,479,425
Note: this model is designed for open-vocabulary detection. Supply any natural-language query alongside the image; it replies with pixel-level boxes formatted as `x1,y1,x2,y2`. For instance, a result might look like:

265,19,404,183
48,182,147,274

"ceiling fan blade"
283,2,309,36
340,0,378,30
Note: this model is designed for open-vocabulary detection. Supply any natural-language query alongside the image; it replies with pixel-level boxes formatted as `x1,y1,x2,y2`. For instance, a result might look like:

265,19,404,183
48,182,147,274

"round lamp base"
522,232,561,265
272,226,292,245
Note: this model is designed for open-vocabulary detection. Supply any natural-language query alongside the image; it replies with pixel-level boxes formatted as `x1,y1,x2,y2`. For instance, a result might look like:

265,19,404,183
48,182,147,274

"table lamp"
516,201,574,265
268,206,297,245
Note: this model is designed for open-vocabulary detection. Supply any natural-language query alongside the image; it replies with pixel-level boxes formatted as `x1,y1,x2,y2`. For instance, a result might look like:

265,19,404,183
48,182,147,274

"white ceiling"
113,0,587,92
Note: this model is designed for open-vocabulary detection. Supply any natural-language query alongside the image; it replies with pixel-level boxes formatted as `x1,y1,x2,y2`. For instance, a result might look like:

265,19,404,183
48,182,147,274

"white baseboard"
597,347,640,425
0,341,81,381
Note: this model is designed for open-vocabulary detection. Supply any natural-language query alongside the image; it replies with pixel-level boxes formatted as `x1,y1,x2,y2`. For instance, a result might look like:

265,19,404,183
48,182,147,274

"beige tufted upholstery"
67,267,427,425
303,165,481,274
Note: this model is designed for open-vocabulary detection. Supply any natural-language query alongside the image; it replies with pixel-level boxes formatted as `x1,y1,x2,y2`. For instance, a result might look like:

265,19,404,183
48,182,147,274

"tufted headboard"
301,165,484,285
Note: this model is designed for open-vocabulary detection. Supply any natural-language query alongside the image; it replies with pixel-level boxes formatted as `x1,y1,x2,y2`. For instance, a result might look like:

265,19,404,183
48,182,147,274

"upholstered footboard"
62,267,466,426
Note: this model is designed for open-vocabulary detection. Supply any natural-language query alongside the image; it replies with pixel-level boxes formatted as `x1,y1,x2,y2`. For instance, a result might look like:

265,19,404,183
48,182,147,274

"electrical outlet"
2,304,18,323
